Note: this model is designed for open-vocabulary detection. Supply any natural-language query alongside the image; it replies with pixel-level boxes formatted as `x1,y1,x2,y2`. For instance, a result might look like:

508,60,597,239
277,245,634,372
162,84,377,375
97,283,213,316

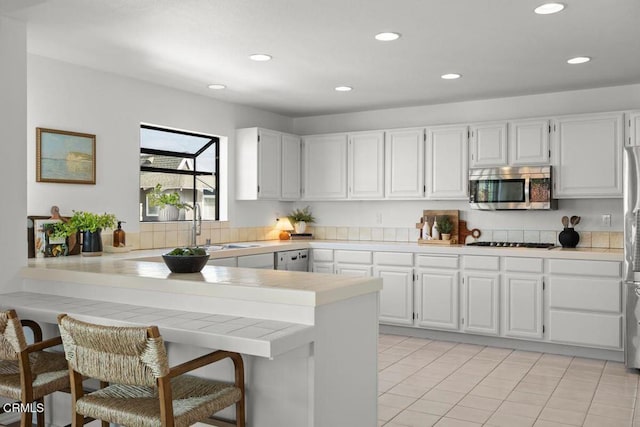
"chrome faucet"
192,202,201,246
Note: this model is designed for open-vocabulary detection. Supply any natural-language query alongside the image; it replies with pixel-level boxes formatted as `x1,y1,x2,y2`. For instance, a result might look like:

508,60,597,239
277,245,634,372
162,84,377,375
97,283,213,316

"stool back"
57,314,169,387
0,310,27,361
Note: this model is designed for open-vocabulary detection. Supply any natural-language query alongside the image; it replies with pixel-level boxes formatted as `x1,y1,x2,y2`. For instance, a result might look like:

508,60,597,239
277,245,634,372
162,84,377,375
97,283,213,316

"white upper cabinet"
626,111,640,147
302,134,348,199
425,125,469,200
349,131,385,199
281,133,301,200
508,119,551,165
470,122,508,167
236,128,282,200
384,128,425,198
552,112,623,198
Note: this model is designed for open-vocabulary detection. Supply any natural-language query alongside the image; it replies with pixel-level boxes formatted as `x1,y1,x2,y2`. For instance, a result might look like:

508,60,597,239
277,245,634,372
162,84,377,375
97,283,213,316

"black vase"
81,229,103,256
558,227,580,248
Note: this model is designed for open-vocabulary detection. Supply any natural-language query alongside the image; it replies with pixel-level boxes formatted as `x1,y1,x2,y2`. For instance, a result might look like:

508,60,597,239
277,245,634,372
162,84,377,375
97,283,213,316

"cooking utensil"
569,215,578,227
562,216,569,227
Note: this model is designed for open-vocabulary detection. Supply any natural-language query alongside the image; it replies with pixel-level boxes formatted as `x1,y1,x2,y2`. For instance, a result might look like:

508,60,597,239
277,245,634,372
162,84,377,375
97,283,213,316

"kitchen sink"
204,243,260,251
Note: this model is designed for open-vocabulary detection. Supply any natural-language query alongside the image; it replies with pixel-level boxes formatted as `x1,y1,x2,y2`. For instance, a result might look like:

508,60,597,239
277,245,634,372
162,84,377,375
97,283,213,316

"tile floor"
378,334,640,427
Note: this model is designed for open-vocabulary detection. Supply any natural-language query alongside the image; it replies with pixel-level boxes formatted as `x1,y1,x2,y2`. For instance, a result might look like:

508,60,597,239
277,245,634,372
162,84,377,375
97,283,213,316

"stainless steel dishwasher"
275,249,309,271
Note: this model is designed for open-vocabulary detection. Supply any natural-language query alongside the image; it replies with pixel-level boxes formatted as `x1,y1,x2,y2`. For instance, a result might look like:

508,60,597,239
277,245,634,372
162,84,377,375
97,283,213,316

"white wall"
0,17,26,292
291,85,640,232
27,55,295,229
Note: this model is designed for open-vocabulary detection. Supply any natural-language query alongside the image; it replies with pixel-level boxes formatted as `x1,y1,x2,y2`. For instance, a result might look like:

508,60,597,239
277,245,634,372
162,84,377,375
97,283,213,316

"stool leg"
20,409,32,427
100,381,109,427
36,398,45,427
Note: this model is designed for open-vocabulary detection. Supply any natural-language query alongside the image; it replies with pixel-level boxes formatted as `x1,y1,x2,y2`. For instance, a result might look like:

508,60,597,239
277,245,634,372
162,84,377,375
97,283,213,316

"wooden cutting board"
458,220,481,244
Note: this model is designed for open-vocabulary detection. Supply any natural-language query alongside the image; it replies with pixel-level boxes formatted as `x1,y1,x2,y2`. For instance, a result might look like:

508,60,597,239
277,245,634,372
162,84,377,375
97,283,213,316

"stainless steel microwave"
469,166,557,210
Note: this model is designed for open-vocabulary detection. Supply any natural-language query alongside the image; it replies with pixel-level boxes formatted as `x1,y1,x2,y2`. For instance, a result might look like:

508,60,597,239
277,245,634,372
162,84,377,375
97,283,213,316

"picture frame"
36,127,96,184
28,215,81,258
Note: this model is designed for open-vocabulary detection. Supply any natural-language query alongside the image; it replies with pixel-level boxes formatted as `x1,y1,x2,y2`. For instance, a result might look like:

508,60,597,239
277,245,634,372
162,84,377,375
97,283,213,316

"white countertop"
0,292,313,358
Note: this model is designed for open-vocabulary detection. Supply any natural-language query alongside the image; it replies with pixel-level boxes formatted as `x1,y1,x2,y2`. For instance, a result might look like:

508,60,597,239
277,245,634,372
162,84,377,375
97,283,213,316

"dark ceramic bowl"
162,253,210,273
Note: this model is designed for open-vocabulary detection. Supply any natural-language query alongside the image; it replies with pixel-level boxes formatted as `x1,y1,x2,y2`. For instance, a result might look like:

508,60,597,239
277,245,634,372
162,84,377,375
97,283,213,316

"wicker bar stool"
57,314,246,427
0,309,70,427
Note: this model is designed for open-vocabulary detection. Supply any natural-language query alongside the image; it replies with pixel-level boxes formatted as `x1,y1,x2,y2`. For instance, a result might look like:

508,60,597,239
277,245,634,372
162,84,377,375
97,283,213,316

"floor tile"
506,390,550,406
485,411,536,427
583,414,633,427
538,406,586,426
469,384,513,400
445,404,492,423
433,417,482,427
387,382,432,398
422,389,466,405
457,394,502,411
407,399,454,416
390,409,441,427
532,420,576,427
588,402,633,421
496,400,543,418
379,393,417,409
544,396,590,413
378,404,404,422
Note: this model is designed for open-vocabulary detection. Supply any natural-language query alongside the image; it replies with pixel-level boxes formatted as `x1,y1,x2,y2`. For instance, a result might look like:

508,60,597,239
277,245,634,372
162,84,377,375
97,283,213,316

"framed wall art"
36,127,96,184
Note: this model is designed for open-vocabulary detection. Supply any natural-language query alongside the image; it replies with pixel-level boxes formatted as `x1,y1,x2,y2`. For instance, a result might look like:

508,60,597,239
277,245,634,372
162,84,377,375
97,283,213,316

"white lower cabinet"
548,258,623,349
462,272,500,336
416,269,459,331
374,252,414,326
238,253,274,269
312,262,334,274
336,264,372,276
311,248,334,274
503,274,543,339
376,265,414,326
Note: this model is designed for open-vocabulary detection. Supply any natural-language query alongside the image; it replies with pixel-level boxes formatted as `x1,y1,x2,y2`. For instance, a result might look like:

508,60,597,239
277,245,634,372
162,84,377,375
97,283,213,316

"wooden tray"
416,210,459,244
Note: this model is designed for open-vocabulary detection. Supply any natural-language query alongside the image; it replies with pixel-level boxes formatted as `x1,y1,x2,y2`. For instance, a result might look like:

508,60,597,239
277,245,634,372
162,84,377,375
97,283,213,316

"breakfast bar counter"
5,253,382,427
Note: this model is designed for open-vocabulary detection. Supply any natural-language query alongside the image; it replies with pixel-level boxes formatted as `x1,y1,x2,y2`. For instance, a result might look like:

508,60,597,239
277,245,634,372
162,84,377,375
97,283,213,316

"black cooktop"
467,241,556,249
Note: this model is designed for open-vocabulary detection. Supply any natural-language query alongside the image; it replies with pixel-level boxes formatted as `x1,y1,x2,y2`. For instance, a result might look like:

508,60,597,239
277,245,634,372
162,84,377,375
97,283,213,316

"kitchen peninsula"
3,252,382,427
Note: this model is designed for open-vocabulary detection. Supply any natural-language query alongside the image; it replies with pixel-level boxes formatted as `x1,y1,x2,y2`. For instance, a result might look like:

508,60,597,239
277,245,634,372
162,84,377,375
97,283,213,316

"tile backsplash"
112,222,623,250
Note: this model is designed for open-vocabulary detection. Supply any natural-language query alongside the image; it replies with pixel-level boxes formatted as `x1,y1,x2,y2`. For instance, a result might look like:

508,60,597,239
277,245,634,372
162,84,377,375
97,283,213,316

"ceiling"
2,0,640,117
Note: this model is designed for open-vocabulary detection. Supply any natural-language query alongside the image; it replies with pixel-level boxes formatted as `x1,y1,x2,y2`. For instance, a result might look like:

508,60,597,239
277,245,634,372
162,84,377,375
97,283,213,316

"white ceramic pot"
441,233,452,241
294,221,307,234
159,205,179,221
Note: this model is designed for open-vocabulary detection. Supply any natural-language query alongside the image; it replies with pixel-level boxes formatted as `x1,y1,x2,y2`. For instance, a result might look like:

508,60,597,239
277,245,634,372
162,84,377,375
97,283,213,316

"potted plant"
52,211,117,256
287,206,315,234
436,215,454,241
148,184,193,221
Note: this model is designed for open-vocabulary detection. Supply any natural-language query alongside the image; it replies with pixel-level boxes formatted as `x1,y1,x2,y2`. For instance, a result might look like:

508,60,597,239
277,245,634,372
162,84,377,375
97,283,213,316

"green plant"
436,215,454,234
288,206,315,223
166,247,207,256
148,184,193,210
51,211,117,237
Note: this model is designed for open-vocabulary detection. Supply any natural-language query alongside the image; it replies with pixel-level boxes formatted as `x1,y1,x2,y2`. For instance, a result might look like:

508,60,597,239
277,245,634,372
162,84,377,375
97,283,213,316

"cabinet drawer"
335,250,372,264
374,252,413,266
504,257,543,273
548,259,621,277
549,310,622,349
464,255,499,271
549,277,621,313
416,255,458,269
237,253,274,269
312,249,333,262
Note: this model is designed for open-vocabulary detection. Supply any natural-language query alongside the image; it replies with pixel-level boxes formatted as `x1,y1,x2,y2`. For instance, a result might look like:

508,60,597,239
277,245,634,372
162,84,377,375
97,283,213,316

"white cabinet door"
470,122,508,167
349,131,385,199
503,274,543,339
257,129,282,199
302,134,348,199
509,119,550,165
626,111,640,147
426,125,469,200
384,128,425,198
281,133,301,200
335,264,372,277
416,269,459,331
552,112,623,198
375,266,414,326
462,272,500,336
238,253,274,269
312,262,334,274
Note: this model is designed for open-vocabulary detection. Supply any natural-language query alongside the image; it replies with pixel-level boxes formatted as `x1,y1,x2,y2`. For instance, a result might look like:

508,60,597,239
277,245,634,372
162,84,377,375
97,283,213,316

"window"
139,124,219,221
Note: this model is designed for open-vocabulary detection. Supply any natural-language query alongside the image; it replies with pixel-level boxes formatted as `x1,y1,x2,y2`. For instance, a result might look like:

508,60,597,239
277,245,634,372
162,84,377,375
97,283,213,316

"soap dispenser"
431,217,440,240
113,221,126,247
422,217,431,240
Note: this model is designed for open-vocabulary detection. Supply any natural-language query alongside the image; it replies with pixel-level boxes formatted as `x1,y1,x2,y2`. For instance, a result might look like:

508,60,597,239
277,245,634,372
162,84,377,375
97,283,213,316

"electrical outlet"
602,214,611,227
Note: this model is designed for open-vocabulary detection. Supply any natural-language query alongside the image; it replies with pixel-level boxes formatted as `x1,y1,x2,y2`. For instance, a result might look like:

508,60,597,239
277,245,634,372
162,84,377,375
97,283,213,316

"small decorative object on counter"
162,247,210,273
559,215,581,248
113,221,126,247
50,210,117,256
288,206,315,234
276,217,295,240
436,215,454,241
431,217,440,240
422,218,431,240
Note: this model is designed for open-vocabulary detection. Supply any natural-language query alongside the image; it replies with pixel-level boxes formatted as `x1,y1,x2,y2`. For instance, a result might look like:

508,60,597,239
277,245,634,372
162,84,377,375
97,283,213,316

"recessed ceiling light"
441,73,462,80
249,54,272,62
207,84,226,90
335,86,353,92
375,32,401,41
567,56,591,64
534,3,565,15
